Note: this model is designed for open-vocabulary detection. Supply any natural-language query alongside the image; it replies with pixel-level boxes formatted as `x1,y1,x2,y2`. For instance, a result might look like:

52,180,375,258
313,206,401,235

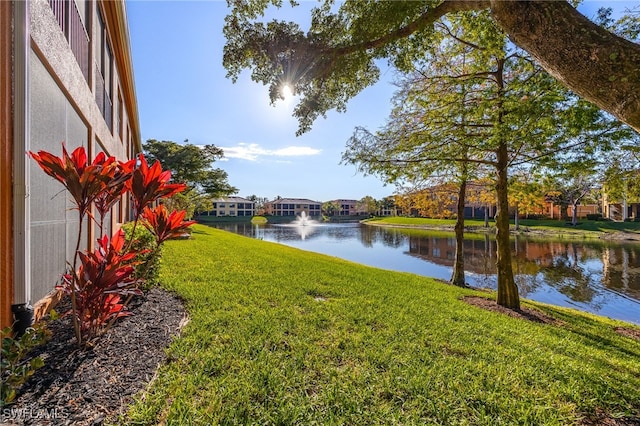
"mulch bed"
1,288,187,426
614,326,640,341
463,295,562,325
463,295,640,343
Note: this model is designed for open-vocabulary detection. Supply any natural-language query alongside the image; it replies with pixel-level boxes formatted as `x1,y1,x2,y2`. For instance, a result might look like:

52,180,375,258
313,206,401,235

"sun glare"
281,84,294,101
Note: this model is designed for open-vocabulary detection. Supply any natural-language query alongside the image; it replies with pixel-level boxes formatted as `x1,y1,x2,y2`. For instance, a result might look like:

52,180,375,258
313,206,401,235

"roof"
213,196,254,203
268,198,322,204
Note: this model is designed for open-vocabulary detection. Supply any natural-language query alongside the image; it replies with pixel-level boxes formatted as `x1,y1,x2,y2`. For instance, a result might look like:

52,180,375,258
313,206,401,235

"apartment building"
265,198,322,217
1,0,141,329
211,197,256,217
332,199,359,216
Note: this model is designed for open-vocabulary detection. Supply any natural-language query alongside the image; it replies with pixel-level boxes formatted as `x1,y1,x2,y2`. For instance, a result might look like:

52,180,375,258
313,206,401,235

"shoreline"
362,220,640,242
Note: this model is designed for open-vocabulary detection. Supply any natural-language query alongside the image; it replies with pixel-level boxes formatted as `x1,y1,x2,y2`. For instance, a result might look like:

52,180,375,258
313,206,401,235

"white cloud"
219,143,321,162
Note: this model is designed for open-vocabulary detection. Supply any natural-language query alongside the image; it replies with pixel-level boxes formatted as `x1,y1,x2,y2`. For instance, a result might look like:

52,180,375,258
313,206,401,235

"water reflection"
207,222,639,324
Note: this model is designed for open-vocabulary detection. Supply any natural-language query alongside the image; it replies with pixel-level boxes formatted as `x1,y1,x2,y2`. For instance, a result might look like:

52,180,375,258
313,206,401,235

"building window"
48,0,90,82
117,90,124,140
95,7,113,132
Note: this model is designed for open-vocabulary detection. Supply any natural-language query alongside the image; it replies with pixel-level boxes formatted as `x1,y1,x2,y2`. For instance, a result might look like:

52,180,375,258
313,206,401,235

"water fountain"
289,211,320,240
293,211,317,227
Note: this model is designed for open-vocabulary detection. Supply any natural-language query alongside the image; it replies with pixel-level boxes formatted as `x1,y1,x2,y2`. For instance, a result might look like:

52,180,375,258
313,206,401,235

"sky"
126,1,636,203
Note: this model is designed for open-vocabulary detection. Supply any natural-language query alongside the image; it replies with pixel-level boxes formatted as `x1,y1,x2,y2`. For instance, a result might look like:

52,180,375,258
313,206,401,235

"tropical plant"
126,153,187,217
121,223,161,289
142,139,237,198
1,325,49,406
29,144,193,347
60,230,141,341
141,204,196,245
29,146,130,345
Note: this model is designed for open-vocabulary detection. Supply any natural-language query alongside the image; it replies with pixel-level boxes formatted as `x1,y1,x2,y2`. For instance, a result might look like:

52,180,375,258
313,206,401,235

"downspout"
12,0,32,336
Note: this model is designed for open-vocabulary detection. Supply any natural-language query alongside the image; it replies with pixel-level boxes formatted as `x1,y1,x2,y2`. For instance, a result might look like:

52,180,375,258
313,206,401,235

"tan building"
601,187,640,221
1,0,141,330
211,197,256,217
332,199,359,216
265,198,322,217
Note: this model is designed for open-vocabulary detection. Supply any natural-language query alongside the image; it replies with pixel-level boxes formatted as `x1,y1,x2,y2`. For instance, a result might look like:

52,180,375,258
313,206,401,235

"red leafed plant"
29,145,119,216
142,205,196,245
127,154,186,216
60,231,142,341
29,144,190,347
93,160,134,235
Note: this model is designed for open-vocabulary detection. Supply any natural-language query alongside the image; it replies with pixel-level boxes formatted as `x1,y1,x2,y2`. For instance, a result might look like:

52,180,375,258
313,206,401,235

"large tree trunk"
489,0,640,133
451,179,467,287
495,143,520,309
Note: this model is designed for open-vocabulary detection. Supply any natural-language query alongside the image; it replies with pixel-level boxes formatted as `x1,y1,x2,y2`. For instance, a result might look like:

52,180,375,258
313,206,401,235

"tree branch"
329,1,491,56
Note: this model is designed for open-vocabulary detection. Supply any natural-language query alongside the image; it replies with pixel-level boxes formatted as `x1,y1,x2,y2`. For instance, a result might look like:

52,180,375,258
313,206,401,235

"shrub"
586,213,603,220
29,145,192,347
122,222,162,289
1,325,49,406
59,231,142,341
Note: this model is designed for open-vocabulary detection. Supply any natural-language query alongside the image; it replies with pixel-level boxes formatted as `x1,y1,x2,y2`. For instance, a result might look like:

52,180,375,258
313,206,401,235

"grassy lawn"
368,216,640,237
125,225,640,425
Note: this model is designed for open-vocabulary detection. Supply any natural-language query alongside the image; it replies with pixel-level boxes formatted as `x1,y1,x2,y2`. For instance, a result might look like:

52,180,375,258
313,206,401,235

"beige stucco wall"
26,0,138,311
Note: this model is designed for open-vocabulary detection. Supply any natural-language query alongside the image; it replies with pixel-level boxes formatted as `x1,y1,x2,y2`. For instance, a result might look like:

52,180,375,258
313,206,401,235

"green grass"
368,216,640,238
124,225,640,425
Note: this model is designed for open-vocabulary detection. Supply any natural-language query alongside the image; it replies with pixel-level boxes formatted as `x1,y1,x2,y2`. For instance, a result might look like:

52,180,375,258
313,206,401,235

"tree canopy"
223,0,640,133
339,9,636,308
143,139,238,198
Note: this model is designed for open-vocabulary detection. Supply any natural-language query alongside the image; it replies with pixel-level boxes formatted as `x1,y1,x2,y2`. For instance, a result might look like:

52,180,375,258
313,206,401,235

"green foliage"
143,139,237,198
163,191,196,221
250,216,268,224
122,222,162,290
1,325,49,406
223,1,442,135
356,195,379,215
29,145,194,347
321,200,340,216
224,0,640,133
124,225,640,425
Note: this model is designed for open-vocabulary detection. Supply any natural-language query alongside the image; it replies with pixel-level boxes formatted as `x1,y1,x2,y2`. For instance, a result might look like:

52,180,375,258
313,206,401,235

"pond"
208,221,640,325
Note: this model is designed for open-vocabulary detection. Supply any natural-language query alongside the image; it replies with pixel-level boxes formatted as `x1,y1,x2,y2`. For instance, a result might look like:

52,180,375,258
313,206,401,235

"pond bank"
363,218,640,242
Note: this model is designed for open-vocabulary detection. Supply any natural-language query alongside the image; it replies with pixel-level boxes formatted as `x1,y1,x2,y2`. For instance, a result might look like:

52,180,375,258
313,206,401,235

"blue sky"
126,1,634,203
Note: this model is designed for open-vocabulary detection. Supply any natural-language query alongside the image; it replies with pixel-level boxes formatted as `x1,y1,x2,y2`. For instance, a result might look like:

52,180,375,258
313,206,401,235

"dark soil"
1,288,187,426
463,295,563,325
463,295,640,343
615,326,640,342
